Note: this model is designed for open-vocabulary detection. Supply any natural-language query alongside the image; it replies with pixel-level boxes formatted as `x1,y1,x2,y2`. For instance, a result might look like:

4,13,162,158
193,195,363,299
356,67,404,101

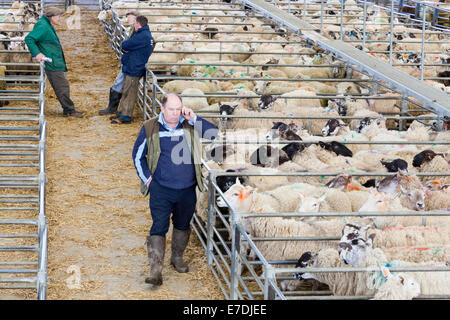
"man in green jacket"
25,7,83,118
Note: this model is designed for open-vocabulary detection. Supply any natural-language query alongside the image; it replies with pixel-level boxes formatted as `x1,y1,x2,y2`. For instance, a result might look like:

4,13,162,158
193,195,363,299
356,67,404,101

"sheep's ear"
318,194,327,203
235,178,241,186
219,102,222,107
398,275,405,285
399,184,407,194
339,242,352,251
299,192,305,200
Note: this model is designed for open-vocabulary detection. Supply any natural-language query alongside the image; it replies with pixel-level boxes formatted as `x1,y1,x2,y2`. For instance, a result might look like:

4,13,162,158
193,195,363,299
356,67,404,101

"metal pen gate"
0,0,48,299
100,0,450,300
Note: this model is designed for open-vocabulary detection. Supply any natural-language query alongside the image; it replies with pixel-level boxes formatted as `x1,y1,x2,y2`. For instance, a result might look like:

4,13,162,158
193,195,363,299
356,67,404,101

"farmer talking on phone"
132,92,218,288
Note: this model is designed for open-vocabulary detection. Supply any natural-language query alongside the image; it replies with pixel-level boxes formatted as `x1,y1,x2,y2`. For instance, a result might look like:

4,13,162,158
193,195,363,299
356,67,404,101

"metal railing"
0,0,48,300
101,0,450,300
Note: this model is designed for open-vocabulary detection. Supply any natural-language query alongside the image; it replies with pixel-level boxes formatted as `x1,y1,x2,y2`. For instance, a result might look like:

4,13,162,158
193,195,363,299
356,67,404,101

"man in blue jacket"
132,93,218,287
113,15,153,124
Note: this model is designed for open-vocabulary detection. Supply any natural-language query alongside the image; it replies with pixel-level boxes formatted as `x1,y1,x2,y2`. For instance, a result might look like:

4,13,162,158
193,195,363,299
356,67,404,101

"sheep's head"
266,121,300,140
294,251,318,281
424,180,449,192
327,98,348,116
339,223,371,251
297,193,326,213
359,192,393,212
218,102,237,127
375,273,421,300
257,94,277,111
356,116,385,134
205,143,235,165
216,180,256,213
338,234,375,267
400,184,425,211
322,118,346,136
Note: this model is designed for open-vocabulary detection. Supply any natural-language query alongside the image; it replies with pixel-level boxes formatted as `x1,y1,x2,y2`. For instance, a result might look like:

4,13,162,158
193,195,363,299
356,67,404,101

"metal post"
152,75,158,116
320,0,324,35
229,223,241,300
303,0,306,21
206,173,217,266
264,265,276,300
389,0,394,65
362,0,367,52
340,0,344,41
420,5,426,81
142,73,147,121
400,92,407,131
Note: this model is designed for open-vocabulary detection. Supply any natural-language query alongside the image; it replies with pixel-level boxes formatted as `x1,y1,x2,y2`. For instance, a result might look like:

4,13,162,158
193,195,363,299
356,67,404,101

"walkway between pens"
43,10,223,299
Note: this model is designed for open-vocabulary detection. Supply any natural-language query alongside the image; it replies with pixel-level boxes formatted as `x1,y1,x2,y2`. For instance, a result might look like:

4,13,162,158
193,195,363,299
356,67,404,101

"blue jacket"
132,115,218,190
121,25,154,78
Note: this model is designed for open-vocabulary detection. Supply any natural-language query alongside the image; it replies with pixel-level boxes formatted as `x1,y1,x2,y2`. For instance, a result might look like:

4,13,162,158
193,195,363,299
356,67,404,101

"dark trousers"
45,70,75,113
149,180,197,236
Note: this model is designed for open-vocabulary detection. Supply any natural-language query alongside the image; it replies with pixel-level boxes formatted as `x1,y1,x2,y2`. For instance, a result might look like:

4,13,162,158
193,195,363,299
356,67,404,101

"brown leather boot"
170,228,190,273
145,235,166,286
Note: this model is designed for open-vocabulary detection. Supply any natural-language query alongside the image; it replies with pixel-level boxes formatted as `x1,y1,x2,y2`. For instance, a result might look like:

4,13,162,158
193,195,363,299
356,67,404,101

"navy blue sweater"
121,25,154,78
132,115,218,190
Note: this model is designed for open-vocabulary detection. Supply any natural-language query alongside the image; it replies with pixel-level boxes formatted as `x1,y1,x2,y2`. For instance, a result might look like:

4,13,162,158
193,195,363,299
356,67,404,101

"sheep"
216,180,312,214
180,88,209,111
223,105,282,130
357,225,450,248
295,248,379,296
425,188,450,211
162,79,220,94
296,189,353,214
340,238,450,296
377,172,427,211
381,245,450,264
372,273,421,300
359,191,449,228
239,217,338,262
416,153,450,185
321,119,351,137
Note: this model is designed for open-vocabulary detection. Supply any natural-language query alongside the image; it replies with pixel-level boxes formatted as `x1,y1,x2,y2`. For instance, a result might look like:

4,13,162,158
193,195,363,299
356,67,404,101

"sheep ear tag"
380,265,392,280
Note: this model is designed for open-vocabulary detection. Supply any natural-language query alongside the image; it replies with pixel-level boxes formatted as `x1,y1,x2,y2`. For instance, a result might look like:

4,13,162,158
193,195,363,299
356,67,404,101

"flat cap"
44,7,64,17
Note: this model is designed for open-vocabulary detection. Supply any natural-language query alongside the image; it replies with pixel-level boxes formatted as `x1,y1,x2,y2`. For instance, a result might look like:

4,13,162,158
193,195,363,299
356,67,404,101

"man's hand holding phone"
181,106,196,123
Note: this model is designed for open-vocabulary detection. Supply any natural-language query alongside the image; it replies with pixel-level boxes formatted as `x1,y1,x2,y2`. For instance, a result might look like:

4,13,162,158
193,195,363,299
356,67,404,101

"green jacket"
24,16,68,71
140,117,205,196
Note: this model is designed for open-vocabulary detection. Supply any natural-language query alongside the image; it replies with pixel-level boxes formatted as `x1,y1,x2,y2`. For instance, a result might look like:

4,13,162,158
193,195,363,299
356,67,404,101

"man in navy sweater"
113,15,154,124
132,93,218,286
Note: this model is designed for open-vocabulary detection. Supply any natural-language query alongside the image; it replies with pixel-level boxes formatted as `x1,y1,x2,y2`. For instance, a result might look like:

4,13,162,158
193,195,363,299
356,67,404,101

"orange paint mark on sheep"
243,103,247,109
238,188,251,201
297,84,302,88
431,180,441,185
370,53,375,56
377,44,382,47
346,184,360,191
257,208,263,213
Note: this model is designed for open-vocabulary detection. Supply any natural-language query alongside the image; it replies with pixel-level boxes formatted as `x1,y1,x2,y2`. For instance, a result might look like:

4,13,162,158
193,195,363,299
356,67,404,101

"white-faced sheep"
162,79,220,94
372,273,421,300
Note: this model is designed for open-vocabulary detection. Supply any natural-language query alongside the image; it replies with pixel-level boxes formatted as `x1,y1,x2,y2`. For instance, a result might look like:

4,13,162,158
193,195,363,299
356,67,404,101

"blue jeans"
111,68,125,93
148,180,197,236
